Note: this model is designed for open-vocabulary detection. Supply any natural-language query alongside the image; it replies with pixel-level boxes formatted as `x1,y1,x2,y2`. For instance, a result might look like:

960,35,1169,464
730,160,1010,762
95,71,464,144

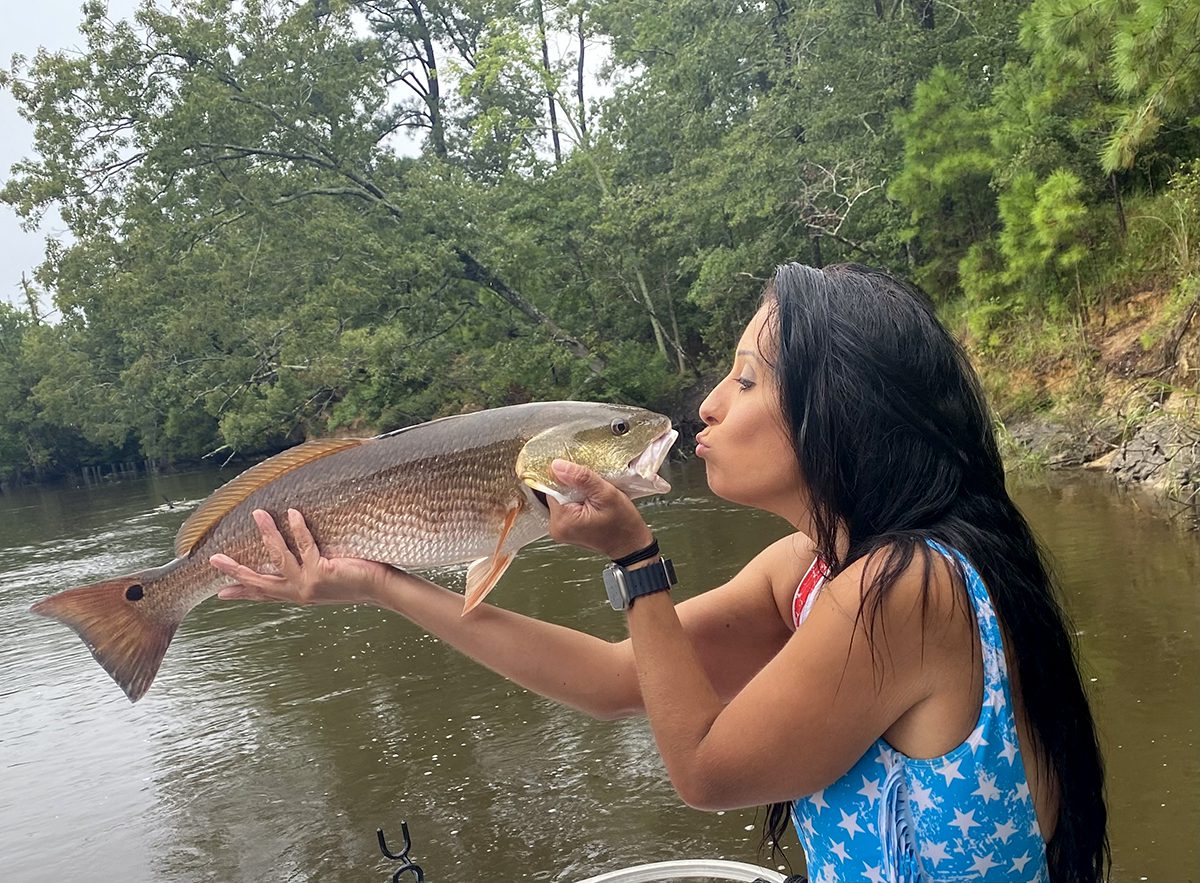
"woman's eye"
611,418,630,435
736,377,755,390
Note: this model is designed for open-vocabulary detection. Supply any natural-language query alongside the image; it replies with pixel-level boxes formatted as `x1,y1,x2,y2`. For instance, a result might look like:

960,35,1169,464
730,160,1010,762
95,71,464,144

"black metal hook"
377,821,424,883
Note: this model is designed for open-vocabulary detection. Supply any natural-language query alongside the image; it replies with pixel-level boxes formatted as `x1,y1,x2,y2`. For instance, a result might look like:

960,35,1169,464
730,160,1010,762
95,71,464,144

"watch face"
602,566,628,610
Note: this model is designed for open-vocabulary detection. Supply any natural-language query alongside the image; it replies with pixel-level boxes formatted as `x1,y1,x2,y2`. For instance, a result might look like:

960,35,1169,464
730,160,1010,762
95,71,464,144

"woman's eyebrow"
736,349,761,363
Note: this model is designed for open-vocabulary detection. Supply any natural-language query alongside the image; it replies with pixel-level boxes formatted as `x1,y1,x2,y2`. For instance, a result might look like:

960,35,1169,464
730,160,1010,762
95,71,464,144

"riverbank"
976,283,1200,520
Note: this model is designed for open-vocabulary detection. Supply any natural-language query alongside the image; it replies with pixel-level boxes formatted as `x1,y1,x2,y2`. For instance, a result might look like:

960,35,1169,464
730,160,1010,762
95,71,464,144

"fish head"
517,404,678,505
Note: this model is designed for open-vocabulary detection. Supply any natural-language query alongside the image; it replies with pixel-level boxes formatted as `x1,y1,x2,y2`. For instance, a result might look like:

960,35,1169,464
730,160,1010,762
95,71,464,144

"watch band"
603,557,677,610
624,558,677,605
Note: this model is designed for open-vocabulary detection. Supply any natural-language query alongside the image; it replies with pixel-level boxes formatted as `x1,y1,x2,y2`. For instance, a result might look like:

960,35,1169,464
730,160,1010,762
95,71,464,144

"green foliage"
0,0,1198,484
891,67,998,295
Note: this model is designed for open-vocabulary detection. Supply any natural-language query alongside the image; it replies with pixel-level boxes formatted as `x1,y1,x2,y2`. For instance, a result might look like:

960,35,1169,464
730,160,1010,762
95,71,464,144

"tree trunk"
810,232,824,268
19,273,41,324
1111,172,1127,238
577,9,587,137
534,0,562,164
632,268,671,365
915,0,935,29
456,249,605,373
408,0,446,158
874,0,885,19
664,281,693,376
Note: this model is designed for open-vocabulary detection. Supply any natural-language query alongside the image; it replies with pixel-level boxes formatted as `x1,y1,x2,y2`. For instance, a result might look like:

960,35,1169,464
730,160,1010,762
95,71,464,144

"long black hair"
757,263,1109,882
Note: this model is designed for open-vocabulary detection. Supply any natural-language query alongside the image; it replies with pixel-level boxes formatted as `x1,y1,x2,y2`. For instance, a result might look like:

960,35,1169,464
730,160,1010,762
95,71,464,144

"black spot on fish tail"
125,584,144,601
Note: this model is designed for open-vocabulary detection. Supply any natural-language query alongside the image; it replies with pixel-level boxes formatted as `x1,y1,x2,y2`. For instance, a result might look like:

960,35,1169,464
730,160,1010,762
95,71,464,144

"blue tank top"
788,540,1050,882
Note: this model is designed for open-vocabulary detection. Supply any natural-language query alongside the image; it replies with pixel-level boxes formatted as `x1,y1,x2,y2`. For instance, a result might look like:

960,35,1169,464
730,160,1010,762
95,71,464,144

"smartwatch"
603,558,677,611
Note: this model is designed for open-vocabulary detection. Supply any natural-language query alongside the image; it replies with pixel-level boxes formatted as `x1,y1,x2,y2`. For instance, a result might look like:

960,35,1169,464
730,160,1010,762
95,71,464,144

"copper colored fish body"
31,402,677,701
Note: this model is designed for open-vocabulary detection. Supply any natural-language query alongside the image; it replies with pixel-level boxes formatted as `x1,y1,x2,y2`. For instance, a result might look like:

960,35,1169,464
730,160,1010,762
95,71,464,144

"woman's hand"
209,508,394,606
547,459,655,560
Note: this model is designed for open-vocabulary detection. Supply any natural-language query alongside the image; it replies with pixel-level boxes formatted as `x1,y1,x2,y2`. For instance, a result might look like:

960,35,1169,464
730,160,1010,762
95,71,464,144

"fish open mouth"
623,427,679,498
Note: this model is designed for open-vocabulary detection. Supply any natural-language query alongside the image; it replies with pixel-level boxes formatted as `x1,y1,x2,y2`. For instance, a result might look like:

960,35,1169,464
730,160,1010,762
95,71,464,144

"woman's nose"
698,384,722,426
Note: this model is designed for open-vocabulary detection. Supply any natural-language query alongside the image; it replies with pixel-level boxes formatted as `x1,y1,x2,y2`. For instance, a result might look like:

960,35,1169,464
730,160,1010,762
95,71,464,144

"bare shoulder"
821,541,974,633
735,531,819,625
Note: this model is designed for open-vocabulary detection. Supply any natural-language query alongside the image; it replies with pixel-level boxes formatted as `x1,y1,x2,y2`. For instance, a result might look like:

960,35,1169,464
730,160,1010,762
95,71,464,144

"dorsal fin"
174,437,366,557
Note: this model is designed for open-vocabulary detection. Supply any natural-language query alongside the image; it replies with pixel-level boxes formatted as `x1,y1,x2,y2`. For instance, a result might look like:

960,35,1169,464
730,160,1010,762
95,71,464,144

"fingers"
287,508,320,569
209,553,288,592
551,459,614,502
253,509,299,576
217,584,272,602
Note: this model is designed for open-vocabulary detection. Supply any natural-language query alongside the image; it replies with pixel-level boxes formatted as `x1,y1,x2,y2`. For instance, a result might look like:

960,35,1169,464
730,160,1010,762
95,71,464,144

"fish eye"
611,418,630,436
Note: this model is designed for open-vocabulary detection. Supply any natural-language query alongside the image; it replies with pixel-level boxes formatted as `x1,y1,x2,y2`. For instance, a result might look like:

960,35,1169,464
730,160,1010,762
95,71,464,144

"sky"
0,0,140,310
0,1,612,312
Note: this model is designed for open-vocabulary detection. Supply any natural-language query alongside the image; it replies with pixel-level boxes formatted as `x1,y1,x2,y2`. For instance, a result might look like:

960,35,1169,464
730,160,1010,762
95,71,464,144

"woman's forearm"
627,587,726,809
372,567,644,720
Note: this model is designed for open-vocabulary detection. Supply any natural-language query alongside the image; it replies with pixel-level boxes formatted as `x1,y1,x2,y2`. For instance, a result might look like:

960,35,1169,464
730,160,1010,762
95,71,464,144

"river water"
0,460,1196,882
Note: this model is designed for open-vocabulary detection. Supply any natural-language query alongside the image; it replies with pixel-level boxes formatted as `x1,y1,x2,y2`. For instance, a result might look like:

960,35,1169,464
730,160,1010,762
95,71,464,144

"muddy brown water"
1,460,1196,882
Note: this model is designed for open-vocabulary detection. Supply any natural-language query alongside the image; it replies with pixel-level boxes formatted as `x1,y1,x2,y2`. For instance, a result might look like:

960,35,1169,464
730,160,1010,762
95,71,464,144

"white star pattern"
786,546,1051,883
858,775,882,802
951,808,980,837
972,772,1001,803
970,852,999,877
1000,739,1018,764
938,758,965,784
984,645,1005,679
837,809,863,838
993,820,1018,843
920,840,950,867
966,724,988,752
909,779,936,811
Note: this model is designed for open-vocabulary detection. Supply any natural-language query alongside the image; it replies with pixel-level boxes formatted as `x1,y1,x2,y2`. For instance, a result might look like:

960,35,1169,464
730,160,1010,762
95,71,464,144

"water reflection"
0,463,1195,881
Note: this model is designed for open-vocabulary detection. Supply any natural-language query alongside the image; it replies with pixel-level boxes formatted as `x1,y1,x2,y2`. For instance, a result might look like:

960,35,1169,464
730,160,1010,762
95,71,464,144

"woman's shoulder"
820,538,975,637
742,531,820,624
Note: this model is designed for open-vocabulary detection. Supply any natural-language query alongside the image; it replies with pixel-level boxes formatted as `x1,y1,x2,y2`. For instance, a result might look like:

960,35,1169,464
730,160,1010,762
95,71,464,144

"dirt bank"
998,286,1200,516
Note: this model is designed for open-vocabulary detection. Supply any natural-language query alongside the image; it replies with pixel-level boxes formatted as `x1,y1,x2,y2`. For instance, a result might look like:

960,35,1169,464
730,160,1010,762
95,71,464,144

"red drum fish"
31,402,677,701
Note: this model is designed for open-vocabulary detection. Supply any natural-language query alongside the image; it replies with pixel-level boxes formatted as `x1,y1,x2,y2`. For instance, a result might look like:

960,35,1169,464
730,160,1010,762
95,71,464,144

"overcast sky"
1,1,610,312
1,1,140,309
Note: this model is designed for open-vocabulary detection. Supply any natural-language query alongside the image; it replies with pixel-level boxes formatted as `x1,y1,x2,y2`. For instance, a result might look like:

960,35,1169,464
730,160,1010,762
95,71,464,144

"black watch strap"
624,558,677,606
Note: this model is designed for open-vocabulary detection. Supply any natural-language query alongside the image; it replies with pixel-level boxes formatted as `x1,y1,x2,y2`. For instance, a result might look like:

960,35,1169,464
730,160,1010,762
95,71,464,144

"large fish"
31,402,678,702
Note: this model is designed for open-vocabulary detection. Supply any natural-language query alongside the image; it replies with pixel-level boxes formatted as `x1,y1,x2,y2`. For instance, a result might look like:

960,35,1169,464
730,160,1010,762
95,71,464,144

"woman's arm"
210,507,802,720
548,460,963,811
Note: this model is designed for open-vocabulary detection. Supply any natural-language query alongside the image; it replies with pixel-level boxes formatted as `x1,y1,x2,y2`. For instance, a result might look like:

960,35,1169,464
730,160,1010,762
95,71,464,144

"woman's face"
696,304,807,524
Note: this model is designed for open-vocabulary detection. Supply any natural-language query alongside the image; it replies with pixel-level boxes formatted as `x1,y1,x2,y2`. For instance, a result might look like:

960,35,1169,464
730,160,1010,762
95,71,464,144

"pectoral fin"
519,476,576,505
463,552,516,615
462,504,522,615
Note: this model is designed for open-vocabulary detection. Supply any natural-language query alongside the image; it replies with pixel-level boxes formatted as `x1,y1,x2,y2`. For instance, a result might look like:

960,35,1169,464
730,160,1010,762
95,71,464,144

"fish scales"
30,402,678,701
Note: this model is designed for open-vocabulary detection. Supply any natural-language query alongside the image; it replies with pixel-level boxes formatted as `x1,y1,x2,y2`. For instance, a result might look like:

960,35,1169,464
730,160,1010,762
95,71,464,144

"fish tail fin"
30,569,182,703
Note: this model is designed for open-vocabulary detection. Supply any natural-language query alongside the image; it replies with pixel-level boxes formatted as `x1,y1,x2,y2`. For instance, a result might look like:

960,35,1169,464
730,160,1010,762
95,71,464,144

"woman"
210,263,1109,882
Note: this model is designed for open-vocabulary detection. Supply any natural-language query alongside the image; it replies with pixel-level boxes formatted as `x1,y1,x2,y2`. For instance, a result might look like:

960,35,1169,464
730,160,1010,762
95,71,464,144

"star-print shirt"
788,540,1050,883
